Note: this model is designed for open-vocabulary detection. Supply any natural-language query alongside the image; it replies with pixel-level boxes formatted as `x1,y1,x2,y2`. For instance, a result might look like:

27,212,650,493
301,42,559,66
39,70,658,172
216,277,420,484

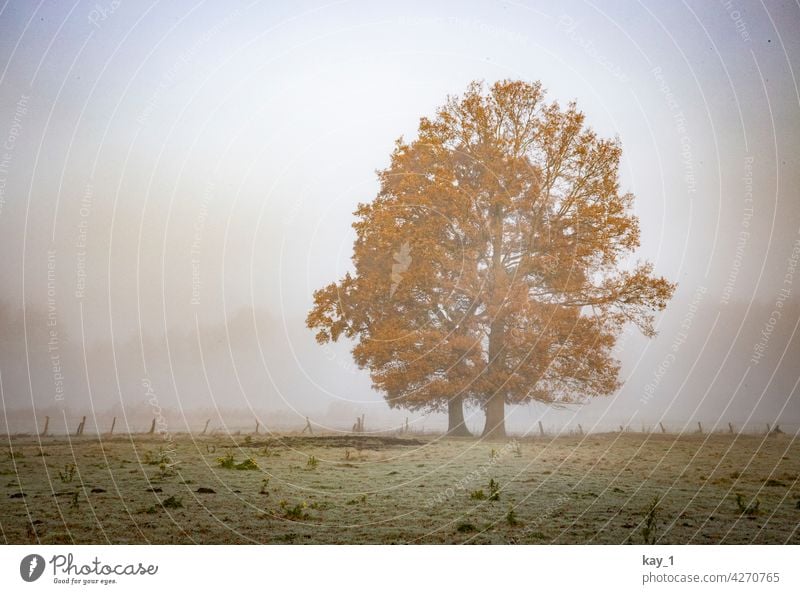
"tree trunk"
482,314,507,439
481,202,508,439
446,395,471,437
482,390,506,439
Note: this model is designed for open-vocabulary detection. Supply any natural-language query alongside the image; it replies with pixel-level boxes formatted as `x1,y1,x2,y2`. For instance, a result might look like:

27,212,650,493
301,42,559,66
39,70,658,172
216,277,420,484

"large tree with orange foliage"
307,80,675,438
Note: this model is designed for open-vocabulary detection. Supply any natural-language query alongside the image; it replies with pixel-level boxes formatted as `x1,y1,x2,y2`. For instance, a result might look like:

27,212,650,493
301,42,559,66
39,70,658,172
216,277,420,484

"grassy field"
1,432,798,544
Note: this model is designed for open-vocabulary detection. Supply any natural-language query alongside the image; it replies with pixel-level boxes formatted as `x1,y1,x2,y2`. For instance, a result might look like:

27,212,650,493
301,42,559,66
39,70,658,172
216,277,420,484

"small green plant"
161,495,183,509
346,494,367,505
306,455,319,470
59,463,76,483
216,453,258,470
216,453,236,469
734,493,760,516
69,490,80,510
281,500,309,520
640,497,660,544
469,489,486,500
506,507,519,526
488,478,501,501
235,458,259,470
490,448,498,461
144,447,169,466
260,478,270,495
156,459,178,480
456,521,477,533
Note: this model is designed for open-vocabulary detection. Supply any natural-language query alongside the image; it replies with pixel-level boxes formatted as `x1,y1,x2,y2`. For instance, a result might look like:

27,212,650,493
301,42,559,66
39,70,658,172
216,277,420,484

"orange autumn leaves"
307,80,675,437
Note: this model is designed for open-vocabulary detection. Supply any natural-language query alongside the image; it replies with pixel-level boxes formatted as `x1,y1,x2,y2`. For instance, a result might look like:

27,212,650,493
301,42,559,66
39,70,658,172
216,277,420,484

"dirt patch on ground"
238,435,426,450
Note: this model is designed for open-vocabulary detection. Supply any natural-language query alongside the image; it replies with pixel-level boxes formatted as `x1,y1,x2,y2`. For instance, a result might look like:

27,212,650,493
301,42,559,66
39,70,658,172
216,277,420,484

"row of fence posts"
29,414,788,438
36,415,361,437
610,421,783,435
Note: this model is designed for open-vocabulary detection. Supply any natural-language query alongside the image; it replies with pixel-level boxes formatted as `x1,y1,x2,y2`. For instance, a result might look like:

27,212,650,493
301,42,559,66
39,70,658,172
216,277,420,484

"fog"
1,0,798,435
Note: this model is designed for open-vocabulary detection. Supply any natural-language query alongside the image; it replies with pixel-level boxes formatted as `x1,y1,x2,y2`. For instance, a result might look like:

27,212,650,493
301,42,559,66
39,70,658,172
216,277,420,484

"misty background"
1,0,799,435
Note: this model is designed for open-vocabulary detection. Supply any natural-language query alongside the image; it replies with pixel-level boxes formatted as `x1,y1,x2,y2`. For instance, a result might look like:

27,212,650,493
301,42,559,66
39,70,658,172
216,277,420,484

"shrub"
161,495,183,509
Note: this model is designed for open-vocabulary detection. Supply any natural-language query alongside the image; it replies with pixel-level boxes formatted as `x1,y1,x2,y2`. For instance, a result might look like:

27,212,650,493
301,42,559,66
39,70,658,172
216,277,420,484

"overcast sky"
1,0,798,434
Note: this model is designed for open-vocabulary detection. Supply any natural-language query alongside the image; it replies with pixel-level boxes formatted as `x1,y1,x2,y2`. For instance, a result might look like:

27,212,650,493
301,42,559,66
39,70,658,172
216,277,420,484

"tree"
307,80,675,438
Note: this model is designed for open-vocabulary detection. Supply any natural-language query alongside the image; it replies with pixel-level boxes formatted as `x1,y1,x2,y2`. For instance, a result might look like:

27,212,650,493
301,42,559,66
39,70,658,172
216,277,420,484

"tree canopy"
307,80,675,437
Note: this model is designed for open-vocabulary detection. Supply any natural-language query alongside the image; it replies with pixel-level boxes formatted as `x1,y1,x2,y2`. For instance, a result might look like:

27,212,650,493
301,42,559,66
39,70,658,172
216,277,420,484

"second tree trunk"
446,395,471,436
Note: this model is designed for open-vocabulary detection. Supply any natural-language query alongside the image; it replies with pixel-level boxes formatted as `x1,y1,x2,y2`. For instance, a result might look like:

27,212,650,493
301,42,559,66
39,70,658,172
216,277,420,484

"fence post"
148,418,156,435
728,422,734,434
577,424,583,436
40,416,49,437
254,420,259,435
201,419,210,435
76,416,86,436
659,422,666,434
109,417,116,436
538,420,545,437
697,421,703,434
